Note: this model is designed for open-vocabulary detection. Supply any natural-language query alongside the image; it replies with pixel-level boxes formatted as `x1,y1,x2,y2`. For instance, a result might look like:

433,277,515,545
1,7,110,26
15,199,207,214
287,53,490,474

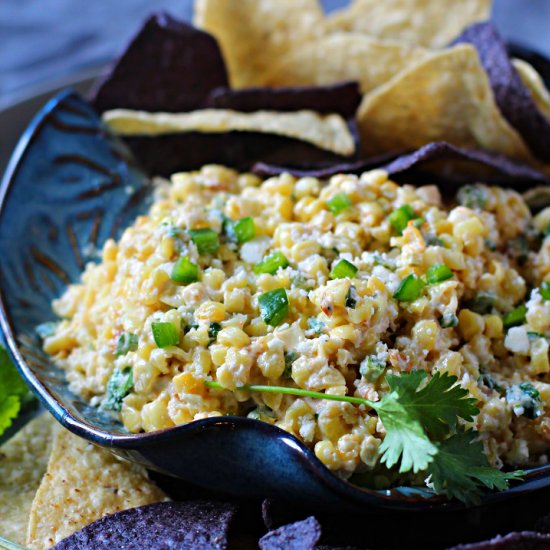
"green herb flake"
254,251,289,275
540,282,550,301
506,382,542,419
426,264,453,285
189,228,220,255
503,304,527,329
393,274,425,302
439,312,458,328
359,356,386,382
465,293,496,315
258,288,289,326
326,193,353,215
103,366,133,412
345,285,358,308
171,256,199,284
307,317,325,335
283,351,299,378
457,185,488,210
330,259,358,280
151,322,180,348
388,204,416,234
115,333,139,356
208,322,222,344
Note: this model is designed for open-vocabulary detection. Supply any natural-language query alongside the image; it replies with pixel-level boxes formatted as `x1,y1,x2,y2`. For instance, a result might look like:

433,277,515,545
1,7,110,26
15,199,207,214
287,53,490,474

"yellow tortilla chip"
513,58,550,122
0,414,55,546
357,45,533,161
27,427,168,549
103,108,355,156
194,0,325,87
263,33,429,93
326,0,492,48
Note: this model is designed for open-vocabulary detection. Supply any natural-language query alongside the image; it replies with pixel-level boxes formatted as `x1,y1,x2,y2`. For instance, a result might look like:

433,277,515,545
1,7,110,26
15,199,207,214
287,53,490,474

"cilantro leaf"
374,371,478,472
386,370,479,438
376,396,438,473
102,367,133,412
0,344,34,436
427,431,524,505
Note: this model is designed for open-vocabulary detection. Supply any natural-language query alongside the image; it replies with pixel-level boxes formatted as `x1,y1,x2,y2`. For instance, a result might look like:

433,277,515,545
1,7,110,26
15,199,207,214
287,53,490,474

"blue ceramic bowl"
2,89,550,513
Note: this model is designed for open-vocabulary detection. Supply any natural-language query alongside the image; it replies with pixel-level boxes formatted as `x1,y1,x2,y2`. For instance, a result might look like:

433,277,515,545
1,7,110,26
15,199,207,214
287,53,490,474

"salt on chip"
102,109,356,156
0,414,54,546
263,33,429,93
512,59,550,124
326,0,491,48
357,45,533,162
194,0,325,87
26,427,168,549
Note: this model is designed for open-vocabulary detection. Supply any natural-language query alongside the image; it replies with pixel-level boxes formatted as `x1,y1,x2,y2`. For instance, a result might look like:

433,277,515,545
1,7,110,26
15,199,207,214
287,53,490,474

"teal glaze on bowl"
2,89,550,513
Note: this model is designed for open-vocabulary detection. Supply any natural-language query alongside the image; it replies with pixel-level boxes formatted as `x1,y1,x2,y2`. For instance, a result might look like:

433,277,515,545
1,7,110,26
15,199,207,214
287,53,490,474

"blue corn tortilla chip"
252,141,548,187
448,531,550,549
453,22,550,162
52,500,237,550
91,13,228,113
259,516,322,550
205,81,362,118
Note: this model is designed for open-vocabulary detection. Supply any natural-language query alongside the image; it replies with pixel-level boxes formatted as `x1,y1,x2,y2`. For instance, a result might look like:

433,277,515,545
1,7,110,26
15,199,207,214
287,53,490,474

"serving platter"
1,43,550,515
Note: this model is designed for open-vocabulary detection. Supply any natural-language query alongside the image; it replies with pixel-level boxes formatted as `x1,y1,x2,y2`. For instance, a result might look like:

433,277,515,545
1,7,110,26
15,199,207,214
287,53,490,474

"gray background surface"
0,0,550,108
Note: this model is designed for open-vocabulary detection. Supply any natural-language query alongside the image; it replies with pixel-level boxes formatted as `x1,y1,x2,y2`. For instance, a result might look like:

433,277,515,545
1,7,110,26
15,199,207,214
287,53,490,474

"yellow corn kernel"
484,315,503,339
217,327,250,348
160,236,175,259
102,238,118,262
366,275,387,295
314,440,341,470
360,435,381,468
121,394,147,433
412,320,439,351
441,248,466,270
195,301,226,323
459,309,485,341
245,318,268,337
237,173,261,189
453,217,487,241
141,394,174,432
202,268,225,289
262,173,295,196
257,349,285,379
290,240,321,262
531,338,550,374
223,289,248,313
330,324,357,343
137,342,154,361
294,177,320,199
210,344,228,367
360,169,388,187
173,372,205,396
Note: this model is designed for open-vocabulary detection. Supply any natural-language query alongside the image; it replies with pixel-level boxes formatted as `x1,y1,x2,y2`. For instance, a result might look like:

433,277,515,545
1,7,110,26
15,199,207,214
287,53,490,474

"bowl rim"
3,73,550,511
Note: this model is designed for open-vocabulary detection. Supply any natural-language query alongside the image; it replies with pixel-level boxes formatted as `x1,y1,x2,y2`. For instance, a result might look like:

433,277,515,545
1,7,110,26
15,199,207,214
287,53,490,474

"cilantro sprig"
204,370,523,503
0,344,35,437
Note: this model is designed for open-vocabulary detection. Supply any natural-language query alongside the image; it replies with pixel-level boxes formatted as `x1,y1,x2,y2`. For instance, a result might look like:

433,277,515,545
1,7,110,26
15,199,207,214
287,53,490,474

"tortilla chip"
91,13,228,112
263,33,429,93
326,0,491,48
103,109,355,156
252,142,548,187
453,22,550,162
513,59,550,122
259,516,322,550
357,45,533,161
205,81,362,118
0,414,54,546
448,531,550,549
52,501,238,550
27,427,168,549
194,0,325,87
